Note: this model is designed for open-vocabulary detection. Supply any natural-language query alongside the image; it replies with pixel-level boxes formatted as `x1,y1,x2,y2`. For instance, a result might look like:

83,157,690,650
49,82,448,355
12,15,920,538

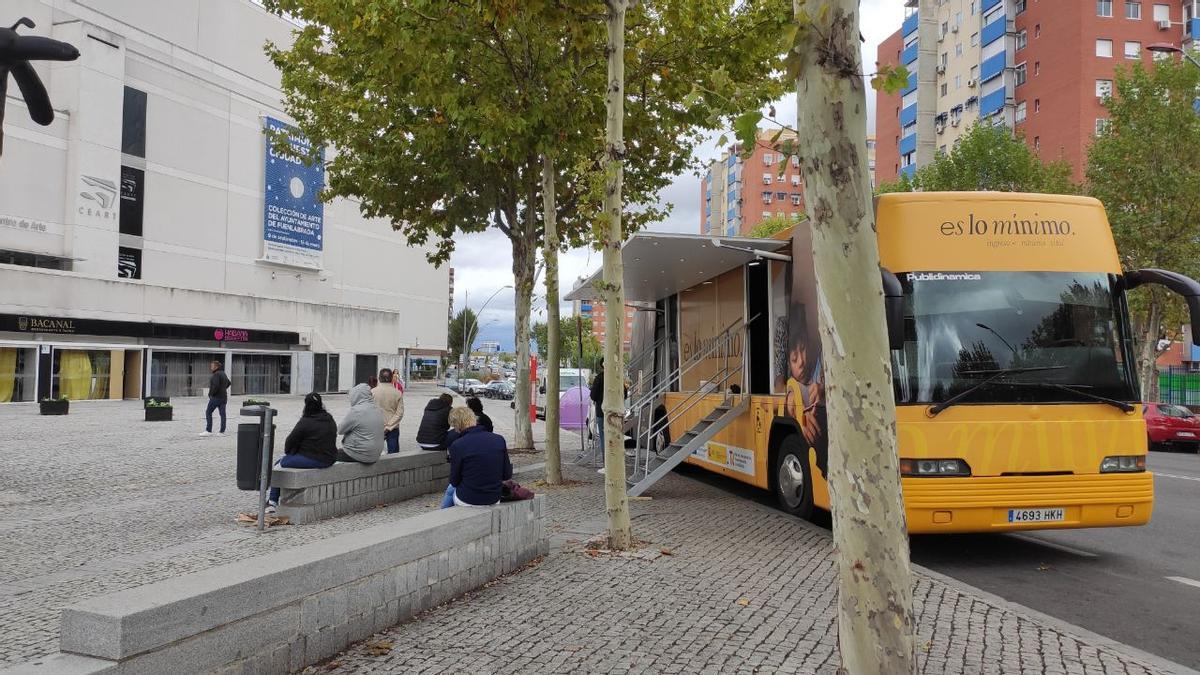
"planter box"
242,400,270,408
145,407,173,422
40,400,69,415
143,396,170,409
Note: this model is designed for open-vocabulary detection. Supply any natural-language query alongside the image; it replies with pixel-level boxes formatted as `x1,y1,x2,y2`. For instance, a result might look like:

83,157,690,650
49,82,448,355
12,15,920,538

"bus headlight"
899,458,971,477
1100,455,1146,473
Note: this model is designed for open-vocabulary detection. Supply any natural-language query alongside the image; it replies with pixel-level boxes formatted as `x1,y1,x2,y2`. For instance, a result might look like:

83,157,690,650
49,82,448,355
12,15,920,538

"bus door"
746,262,771,394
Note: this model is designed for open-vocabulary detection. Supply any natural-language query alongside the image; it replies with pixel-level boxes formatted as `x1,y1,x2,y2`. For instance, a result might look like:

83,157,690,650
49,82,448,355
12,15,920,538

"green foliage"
876,123,1077,194
1087,56,1200,346
145,399,173,408
747,215,799,238
447,308,479,363
533,315,602,367
870,64,911,95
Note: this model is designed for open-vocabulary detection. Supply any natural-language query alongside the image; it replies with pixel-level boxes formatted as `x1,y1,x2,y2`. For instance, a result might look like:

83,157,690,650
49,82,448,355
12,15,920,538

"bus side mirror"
881,268,904,351
1125,268,1200,346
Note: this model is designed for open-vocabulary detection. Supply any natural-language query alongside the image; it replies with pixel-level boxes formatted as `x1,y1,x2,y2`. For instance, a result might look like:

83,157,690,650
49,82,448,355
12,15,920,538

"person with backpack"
199,360,231,436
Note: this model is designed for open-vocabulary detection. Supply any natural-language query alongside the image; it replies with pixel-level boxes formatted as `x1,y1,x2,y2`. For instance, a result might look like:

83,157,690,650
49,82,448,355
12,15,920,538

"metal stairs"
627,395,749,496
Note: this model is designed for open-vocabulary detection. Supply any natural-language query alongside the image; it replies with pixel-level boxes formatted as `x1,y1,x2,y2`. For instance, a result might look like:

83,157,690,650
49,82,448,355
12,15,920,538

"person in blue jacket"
442,406,512,507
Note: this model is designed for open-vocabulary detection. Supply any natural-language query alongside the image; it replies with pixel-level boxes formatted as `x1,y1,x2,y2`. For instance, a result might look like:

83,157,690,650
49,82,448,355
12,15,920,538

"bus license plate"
1008,507,1065,523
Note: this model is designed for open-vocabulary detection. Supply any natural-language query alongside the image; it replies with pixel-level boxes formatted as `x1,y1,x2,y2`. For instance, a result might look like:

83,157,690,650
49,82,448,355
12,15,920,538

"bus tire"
773,434,814,520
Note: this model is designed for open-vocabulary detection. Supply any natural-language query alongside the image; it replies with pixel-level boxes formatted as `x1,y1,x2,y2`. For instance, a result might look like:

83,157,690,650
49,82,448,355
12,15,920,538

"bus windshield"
891,271,1138,405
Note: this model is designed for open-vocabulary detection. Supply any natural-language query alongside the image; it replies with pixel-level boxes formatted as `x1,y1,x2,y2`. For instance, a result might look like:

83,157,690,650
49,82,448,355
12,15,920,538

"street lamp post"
461,285,512,376
1147,42,1200,70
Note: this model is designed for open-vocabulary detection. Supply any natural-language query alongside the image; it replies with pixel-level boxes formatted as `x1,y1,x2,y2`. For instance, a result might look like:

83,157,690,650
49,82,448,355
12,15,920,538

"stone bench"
6,497,546,675
271,450,449,524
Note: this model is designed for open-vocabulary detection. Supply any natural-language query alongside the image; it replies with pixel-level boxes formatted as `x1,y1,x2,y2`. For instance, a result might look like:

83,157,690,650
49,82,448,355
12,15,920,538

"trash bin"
236,409,275,491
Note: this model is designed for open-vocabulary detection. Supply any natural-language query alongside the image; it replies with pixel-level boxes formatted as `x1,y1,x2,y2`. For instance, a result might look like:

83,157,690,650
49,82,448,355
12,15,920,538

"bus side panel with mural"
619,192,1200,534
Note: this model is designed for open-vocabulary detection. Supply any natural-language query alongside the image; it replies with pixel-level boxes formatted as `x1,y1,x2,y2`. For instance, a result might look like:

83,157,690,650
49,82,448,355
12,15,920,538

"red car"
1143,403,1200,452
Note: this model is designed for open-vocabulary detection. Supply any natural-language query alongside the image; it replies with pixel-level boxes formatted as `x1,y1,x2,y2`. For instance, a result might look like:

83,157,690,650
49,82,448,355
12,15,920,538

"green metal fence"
1159,366,1200,406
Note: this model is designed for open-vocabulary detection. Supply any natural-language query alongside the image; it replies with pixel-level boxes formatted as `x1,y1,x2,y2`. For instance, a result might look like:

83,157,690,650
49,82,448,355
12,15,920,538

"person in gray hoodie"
336,383,385,464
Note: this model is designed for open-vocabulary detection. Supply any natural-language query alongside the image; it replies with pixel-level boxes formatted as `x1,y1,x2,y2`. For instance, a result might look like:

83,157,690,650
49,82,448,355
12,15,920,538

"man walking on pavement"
372,368,405,453
200,360,231,436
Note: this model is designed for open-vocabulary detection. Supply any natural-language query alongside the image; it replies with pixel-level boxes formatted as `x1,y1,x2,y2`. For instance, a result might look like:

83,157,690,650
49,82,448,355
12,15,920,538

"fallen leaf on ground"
660,547,674,556
365,640,394,655
736,597,750,607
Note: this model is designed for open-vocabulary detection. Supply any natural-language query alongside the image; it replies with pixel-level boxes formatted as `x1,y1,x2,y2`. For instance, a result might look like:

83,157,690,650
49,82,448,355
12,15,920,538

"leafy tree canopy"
747,214,800,238
877,123,1076,194
533,315,602,368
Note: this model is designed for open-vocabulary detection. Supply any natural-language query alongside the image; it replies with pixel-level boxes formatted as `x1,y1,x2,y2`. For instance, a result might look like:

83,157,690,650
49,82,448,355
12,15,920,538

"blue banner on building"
263,116,324,269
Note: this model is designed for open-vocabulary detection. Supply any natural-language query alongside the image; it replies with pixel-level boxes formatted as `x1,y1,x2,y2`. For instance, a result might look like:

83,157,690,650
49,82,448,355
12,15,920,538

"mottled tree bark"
601,0,632,550
792,1,917,672
543,155,563,484
512,217,536,453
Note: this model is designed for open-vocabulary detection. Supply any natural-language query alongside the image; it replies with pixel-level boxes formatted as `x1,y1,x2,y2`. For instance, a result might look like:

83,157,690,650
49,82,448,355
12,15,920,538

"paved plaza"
0,384,1192,674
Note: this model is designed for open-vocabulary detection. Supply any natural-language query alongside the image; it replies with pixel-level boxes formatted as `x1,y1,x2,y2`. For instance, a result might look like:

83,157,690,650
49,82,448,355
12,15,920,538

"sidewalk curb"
674,470,1200,675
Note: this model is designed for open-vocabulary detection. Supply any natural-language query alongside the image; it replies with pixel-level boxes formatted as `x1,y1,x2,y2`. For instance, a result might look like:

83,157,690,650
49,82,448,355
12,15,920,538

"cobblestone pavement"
0,384,538,667
324,462,1186,675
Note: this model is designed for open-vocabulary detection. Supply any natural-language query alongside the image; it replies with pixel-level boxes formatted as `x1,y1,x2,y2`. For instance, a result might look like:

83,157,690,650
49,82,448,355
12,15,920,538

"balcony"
1190,18,1200,41
981,15,1006,46
900,164,916,179
902,41,918,65
903,11,919,37
899,133,917,156
982,0,1001,11
980,88,1006,117
900,103,917,126
901,72,918,96
981,52,1006,82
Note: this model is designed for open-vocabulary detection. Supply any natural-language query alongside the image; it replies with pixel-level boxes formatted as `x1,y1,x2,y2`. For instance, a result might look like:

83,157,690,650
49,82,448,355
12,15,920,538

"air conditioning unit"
936,124,946,134
951,24,959,33
1158,19,1172,29
951,118,961,127
936,64,946,74
967,78,977,87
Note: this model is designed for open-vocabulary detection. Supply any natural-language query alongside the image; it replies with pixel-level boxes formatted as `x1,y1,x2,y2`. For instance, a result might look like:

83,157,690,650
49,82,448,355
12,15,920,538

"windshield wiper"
927,366,1067,417
1006,381,1135,413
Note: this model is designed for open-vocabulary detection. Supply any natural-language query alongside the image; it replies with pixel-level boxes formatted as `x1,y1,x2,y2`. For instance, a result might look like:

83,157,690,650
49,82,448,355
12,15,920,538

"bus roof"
565,232,788,302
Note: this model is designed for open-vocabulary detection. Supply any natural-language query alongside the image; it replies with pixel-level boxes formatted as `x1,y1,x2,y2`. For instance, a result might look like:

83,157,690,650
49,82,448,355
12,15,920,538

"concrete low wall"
272,450,450,524
6,497,546,675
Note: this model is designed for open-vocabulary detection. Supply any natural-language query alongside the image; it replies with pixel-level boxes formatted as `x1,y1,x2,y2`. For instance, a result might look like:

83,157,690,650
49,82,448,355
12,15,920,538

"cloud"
452,4,905,351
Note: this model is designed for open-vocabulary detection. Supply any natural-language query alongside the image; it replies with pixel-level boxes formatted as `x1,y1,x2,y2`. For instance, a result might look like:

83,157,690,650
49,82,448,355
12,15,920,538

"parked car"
1144,402,1200,452
447,377,479,393
483,381,515,400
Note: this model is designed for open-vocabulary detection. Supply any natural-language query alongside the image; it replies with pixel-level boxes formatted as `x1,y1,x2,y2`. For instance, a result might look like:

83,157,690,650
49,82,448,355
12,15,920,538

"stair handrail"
624,313,757,419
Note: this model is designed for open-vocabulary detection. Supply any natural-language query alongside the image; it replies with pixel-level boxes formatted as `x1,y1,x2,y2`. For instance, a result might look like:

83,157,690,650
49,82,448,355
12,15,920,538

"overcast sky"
453,1,905,351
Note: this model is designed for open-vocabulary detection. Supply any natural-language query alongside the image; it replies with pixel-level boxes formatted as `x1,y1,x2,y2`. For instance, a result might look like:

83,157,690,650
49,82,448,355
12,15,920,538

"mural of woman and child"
776,225,829,481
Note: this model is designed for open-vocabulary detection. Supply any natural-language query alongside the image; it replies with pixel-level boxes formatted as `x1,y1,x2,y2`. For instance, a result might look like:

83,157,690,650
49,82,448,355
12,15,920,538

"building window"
790,155,799,167
0,248,71,271
1096,39,1113,57
1016,101,1027,123
1034,98,1040,112
1096,118,1110,134
940,52,948,67
955,74,962,89
1015,0,1026,14
1153,3,1169,21
1035,23,1041,38
939,144,947,154
971,1,976,14
1034,136,1040,149
1126,2,1141,19
790,194,801,206
791,175,801,186
1125,41,1141,58
762,192,772,204
956,11,963,26
121,87,147,158
1034,61,1040,75
970,64,979,79
762,211,772,219
940,82,947,96
762,173,772,185
941,21,948,37
970,32,978,46
1098,0,1113,17
956,42,964,57
1016,29,1027,50
776,191,787,200
1096,79,1113,98
763,152,773,164
1015,62,1027,86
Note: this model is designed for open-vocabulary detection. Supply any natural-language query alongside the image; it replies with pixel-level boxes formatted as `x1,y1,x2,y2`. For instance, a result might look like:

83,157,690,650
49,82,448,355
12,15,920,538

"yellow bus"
569,192,1200,533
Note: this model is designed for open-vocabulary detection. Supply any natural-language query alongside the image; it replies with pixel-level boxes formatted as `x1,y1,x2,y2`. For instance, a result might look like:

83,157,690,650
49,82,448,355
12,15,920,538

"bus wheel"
774,435,814,520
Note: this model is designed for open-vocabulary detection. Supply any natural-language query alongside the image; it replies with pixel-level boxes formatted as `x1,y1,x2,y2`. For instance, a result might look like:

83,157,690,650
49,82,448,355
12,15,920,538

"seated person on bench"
337,383,385,464
267,392,337,512
441,406,512,508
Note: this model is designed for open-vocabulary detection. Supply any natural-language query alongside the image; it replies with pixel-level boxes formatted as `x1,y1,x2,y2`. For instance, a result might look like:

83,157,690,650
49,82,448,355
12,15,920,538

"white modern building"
0,0,449,402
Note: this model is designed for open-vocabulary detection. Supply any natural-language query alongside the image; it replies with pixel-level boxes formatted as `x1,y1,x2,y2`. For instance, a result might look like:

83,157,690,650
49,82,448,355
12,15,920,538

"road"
679,450,1200,670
